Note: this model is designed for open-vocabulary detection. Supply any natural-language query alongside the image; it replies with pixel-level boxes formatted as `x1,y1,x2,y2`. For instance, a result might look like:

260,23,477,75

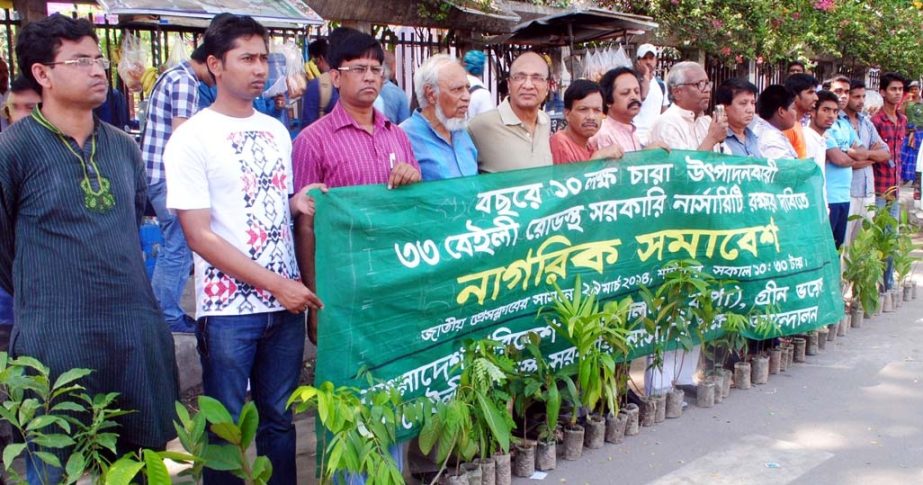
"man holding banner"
292,28,420,342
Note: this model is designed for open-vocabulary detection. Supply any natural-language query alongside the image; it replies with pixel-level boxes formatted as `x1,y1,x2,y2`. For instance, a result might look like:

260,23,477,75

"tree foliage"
594,0,923,77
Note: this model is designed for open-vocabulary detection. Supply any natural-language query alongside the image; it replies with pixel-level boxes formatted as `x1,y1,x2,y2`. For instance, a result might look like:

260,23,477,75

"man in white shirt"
805,90,841,207
752,84,799,159
649,61,726,150
464,49,494,118
633,44,670,145
163,15,322,484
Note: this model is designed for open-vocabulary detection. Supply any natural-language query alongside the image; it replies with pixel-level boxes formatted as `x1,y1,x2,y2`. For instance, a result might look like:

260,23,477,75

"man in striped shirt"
292,28,420,342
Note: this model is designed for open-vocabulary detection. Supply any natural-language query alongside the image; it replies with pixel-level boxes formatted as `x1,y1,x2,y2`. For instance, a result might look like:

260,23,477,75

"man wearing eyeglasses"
649,61,727,151
0,14,179,482
293,27,420,343
468,51,553,172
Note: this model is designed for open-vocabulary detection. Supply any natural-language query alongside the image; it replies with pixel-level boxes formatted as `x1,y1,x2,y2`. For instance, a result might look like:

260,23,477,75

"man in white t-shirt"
805,90,842,208
633,44,670,145
163,14,322,485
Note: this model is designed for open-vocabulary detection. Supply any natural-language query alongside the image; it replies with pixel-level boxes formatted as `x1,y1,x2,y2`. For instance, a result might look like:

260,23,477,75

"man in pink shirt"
550,79,624,164
591,67,670,154
292,28,421,341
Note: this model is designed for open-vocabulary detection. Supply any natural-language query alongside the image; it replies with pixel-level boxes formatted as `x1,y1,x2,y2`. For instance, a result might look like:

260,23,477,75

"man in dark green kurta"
0,14,178,468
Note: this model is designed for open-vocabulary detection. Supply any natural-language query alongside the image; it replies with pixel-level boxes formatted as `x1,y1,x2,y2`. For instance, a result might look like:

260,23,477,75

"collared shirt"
648,104,711,150
752,117,798,160
141,61,199,184
293,102,418,189
718,127,761,157
468,98,552,173
782,123,808,158
373,80,411,125
825,118,859,204
845,111,887,198
871,110,907,197
589,116,641,153
400,110,477,180
550,130,593,164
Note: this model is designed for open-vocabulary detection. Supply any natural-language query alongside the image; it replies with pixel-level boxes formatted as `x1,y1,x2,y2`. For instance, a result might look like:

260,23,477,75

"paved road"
515,277,923,485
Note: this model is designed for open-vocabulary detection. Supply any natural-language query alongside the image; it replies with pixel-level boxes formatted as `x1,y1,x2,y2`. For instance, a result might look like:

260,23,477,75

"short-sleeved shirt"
141,61,199,184
634,77,670,146
551,130,593,164
400,110,477,180
589,116,641,153
871,110,907,198
783,123,808,159
846,111,887,198
825,118,859,204
293,102,419,189
163,108,298,318
718,127,761,157
468,98,552,173
648,104,711,150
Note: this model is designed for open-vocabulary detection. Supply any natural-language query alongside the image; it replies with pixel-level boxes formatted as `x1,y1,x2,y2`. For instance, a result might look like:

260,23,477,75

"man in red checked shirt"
871,71,908,292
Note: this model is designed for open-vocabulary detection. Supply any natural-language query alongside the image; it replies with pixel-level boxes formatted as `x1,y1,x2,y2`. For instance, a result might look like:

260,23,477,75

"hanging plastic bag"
282,41,307,99
165,33,189,69
611,45,632,70
118,34,147,92
263,42,288,98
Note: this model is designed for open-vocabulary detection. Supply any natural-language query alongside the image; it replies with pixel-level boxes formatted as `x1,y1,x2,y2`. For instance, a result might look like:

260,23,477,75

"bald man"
468,51,553,172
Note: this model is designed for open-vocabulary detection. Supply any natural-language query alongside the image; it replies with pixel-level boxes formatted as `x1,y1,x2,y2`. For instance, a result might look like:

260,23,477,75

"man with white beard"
400,54,478,180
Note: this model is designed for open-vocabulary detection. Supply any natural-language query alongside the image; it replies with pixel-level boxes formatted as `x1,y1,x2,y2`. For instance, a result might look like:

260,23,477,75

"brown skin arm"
294,213,319,343
826,148,855,168
178,208,322,313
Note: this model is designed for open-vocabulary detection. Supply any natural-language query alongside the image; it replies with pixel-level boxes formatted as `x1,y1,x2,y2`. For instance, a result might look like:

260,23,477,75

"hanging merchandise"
264,41,307,99
611,44,632,70
117,34,147,92
283,41,307,99
165,33,190,69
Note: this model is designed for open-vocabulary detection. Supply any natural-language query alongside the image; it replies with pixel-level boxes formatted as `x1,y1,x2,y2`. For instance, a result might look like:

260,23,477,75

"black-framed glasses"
678,80,713,92
44,58,110,70
336,64,384,77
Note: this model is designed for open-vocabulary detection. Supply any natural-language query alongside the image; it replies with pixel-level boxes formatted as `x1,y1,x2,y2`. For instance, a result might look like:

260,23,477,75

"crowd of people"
0,11,920,485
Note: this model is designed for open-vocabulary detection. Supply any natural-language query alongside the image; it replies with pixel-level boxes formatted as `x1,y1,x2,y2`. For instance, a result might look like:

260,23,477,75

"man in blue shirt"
400,54,477,181
715,78,760,157
374,50,410,124
826,76,870,248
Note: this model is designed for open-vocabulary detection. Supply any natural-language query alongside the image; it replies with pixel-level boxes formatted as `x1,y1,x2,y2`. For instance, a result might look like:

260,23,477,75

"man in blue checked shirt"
140,43,214,333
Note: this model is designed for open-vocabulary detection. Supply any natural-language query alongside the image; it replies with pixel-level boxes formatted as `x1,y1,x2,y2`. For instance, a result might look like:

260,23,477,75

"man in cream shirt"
649,61,726,151
469,51,552,172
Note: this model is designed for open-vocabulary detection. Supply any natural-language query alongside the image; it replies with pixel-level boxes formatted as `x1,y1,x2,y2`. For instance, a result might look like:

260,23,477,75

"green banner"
314,149,843,415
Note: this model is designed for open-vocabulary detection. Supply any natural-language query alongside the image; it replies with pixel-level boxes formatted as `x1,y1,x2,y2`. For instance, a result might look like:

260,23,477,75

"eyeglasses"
336,64,384,77
44,57,110,70
510,73,548,84
678,80,713,92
